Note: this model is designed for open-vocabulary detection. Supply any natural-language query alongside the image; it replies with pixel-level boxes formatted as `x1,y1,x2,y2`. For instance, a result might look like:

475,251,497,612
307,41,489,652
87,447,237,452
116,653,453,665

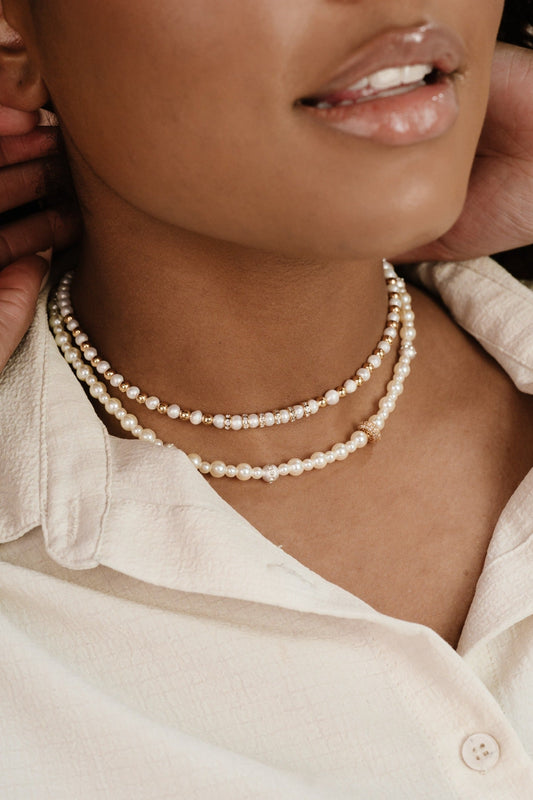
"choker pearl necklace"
51,260,404,431
48,262,416,483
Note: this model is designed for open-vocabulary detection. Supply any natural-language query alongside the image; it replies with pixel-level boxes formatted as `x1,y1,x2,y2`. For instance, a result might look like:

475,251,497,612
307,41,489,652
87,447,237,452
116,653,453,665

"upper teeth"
349,63,433,92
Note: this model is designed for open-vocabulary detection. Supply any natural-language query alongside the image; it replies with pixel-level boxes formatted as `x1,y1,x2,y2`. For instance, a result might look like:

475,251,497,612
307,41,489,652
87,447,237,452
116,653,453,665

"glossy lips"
296,23,467,146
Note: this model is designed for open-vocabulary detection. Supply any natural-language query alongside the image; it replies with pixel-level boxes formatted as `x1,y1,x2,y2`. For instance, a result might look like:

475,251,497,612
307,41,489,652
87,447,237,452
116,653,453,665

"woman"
0,1,532,797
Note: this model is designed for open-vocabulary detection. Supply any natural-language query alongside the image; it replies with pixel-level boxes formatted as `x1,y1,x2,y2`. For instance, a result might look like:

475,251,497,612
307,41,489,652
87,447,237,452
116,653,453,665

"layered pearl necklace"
48,260,416,483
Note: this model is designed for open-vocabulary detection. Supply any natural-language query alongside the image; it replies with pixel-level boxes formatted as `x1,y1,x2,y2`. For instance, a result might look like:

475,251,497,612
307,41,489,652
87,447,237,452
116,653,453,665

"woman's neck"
70,186,390,465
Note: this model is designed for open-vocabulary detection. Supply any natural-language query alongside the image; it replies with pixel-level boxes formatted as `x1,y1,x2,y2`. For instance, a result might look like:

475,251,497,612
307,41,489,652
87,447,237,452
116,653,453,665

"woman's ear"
0,3,48,111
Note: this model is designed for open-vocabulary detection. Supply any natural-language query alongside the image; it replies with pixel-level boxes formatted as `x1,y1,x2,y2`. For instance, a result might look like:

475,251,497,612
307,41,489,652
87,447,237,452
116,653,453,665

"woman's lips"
295,22,466,146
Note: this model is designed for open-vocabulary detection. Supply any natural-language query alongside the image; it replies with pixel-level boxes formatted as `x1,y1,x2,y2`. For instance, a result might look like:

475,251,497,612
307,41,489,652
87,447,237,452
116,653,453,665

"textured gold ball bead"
358,421,382,443
157,403,168,415
316,397,327,408
136,394,147,404
180,410,191,421
202,415,214,426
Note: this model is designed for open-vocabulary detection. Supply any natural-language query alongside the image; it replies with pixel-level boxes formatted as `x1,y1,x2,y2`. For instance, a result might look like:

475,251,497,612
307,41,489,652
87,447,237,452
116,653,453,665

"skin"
3,0,533,647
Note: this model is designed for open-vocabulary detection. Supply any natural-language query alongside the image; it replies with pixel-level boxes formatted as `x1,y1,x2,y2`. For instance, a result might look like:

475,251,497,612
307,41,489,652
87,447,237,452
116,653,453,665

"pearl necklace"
48,266,416,483
52,260,404,431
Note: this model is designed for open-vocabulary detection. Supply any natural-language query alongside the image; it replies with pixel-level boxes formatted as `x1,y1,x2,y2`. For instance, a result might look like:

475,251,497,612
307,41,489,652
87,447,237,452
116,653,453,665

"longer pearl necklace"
52,260,404,431
48,264,416,483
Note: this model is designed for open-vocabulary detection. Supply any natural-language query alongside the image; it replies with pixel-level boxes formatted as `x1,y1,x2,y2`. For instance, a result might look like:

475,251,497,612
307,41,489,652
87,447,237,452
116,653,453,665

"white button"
461,733,500,772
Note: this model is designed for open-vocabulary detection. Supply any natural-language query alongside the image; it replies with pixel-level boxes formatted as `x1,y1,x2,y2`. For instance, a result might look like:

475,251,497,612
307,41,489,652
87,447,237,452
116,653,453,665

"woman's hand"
0,110,80,370
397,42,533,264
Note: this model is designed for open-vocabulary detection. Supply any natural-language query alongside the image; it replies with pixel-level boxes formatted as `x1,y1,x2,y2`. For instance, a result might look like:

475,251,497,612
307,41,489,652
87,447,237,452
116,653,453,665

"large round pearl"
126,386,140,400
230,415,243,431
188,453,202,468
212,414,225,429
332,443,348,461
325,389,340,406
167,404,181,419
105,398,121,415
236,463,252,481
210,461,226,478
110,374,124,388
121,413,138,432
190,410,203,426
141,428,156,442
248,414,259,429
145,396,160,411
262,465,279,483
288,458,304,477
311,452,327,470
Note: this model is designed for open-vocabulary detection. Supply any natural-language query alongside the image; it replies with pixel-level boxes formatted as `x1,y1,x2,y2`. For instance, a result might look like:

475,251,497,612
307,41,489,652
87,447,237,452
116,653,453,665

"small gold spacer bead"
71,328,81,338
180,410,191,421
91,357,101,367
337,386,347,398
374,349,385,358
388,293,400,302
64,315,74,324
356,376,364,387
316,397,327,408
136,393,147,404
80,342,90,352
383,336,394,345
119,381,130,393
202,415,214,426
363,362,374,372
388,320,400,330
157,403,168,415
104,369,115,380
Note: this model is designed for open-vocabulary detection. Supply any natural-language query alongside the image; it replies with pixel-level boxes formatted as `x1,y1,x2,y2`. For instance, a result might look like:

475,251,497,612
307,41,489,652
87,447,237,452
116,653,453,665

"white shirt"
1,257,532,799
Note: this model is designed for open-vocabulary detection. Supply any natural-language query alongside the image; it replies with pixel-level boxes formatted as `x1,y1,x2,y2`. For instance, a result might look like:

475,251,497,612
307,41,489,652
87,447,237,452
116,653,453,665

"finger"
0,255,48,371
0,206,82,268
0,156,65,214
0,105,39,137
0,126,61,168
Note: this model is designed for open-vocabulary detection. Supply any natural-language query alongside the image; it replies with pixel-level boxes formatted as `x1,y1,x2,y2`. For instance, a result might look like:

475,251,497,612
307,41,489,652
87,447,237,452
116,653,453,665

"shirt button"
461,733,500,772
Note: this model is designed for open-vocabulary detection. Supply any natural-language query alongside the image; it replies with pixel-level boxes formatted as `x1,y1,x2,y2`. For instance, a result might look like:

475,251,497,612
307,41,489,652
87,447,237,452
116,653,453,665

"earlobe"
0,8,48,112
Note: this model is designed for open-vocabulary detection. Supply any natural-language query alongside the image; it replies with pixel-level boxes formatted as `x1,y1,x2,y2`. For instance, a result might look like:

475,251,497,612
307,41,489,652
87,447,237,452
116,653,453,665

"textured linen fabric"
0,256,532,799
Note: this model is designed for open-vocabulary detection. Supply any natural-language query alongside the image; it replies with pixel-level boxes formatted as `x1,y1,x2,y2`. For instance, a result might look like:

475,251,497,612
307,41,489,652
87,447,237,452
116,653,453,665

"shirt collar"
1,258,532,646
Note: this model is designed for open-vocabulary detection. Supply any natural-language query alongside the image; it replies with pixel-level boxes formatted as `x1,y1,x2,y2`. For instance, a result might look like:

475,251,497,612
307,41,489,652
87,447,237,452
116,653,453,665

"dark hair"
499,0,533,48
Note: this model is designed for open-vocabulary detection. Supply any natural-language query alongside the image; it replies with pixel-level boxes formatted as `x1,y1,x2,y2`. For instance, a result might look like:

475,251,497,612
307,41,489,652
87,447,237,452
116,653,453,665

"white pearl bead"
248,414,259,429
132,425,143,437
85,374,97,386
76,366,91,381
379,397,396,412
96,361,110,374
126,386,140,400
308,399,319,415
199,461,211,474
252,467,264,480
332,443,348,461
65,348,78,364
262,465,280,483
325,389,340,406
120,413,138,431
98,392,110,405
394,363,410,378
264,412,275,427
115,408,127,420
154,440,163,446
230,415,243,431
55,333,69,347
190,410,203,426
346,440,357,454
141,428,156,442
344,379,357,394
89,381,106,398
368,415,385,431
212,414,225,429
236,463,252,481
110,374,124,388
189,453,202,468
75,333,88,345
383,327,397,339
351,430,368,447
105,398,121,414
210,461,226,478
278,463,290,477
279,409,291,424
356,367,371,382
401,328,416,341
167,404,181,419
145,396,160,411
66,318,79,331
84,347,97,361
387,312,401,323
225,465,238,478
288,458,304,477
378,340,391,354
367,355,381,369
294,406,305,420
72,358,83,370
311,452,327,470
302,459,314,471
325,451,336,464
387,380,403,395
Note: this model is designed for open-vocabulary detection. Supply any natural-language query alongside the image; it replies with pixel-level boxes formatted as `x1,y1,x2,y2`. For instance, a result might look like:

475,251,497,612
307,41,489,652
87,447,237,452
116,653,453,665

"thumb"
0,255,49,371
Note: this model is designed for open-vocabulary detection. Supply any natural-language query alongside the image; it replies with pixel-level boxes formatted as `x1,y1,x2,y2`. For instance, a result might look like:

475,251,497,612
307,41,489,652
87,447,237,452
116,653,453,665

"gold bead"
119,381,130,393
71,328,81,338
358,421,382,443
363,362,374,372
136,393,147,404
202,415,214,426
104,369,115,380
374,349,385,358
64,315,73,324
80,342,90,352
356,376,364,387
180,410,191,421
91,357,101,367
316,397,327,408
157,403,168,415
337,387,347,398
383,336,394,345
